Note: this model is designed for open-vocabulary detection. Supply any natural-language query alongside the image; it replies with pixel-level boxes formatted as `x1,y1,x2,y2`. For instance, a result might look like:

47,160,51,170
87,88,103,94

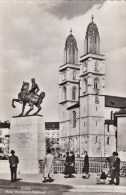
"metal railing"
39,159,109,174
39,159,126,175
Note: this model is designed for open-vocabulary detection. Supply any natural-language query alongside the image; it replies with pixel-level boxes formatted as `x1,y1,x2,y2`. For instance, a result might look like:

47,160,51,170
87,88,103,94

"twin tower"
59,16,106,157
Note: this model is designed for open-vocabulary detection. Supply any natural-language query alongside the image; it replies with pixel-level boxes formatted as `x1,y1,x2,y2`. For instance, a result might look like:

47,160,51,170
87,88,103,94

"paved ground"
0,173,126,194
0,173,126,186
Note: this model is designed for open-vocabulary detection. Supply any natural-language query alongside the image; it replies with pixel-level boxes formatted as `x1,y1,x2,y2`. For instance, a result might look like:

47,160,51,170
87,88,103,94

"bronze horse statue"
12,81,45,116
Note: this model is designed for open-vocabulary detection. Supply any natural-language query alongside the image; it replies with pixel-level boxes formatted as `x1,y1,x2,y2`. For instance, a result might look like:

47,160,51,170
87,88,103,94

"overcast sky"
0,0,126,122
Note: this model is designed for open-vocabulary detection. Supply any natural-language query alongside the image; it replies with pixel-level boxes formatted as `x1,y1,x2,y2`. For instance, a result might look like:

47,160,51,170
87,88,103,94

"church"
59,16,126,158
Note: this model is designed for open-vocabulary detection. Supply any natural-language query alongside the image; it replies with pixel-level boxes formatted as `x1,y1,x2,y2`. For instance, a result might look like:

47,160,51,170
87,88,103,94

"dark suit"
64,155,69,175
108,155,116,179
111,157,120,185
9,155,19,182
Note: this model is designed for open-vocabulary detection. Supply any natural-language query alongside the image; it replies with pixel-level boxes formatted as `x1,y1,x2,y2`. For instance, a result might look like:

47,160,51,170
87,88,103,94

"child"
96,168,110,184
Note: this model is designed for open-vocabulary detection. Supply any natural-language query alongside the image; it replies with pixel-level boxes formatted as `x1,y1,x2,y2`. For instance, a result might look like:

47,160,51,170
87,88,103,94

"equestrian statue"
12,78,45,116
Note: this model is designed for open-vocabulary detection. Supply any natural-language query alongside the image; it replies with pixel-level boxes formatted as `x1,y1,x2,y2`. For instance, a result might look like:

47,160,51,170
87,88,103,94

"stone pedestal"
10,115,45,174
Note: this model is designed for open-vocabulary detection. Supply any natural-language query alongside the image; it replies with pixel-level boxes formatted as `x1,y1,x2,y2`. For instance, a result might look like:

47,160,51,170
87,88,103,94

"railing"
39,159,109,174
39,159,126,175
120,162,126,177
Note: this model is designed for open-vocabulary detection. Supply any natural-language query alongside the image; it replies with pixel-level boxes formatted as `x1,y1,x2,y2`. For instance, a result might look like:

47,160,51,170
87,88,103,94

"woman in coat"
43,148,54,183
70,151,75,174
64,152,69,176
82,151,90,179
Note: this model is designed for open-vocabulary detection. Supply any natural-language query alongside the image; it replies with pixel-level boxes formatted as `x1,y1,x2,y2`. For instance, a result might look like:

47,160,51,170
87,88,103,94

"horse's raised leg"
19,102,26,116
25,104,34,116
12,99,21,108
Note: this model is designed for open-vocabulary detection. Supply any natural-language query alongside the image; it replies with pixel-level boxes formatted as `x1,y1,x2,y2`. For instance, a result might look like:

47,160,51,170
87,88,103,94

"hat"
115,152,118,156
11,150,15,154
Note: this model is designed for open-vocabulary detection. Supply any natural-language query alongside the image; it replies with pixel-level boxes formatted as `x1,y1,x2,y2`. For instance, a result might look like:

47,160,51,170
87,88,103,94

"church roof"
86,15,99,35
87,21,98,33
105,95,126,108
67,102,80,110
65,29,78,49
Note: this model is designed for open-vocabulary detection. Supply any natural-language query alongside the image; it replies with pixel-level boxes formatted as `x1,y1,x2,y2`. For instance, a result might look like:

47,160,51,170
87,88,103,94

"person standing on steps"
9,150,19,182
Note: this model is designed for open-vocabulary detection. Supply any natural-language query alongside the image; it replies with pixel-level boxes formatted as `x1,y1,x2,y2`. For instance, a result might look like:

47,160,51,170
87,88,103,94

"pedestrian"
43,148,54,183
70,151,75,174
64,152,69,176
107,152,116,184
82,151,90,179
9,150,19,182
111,152,120,185
68,151,75,178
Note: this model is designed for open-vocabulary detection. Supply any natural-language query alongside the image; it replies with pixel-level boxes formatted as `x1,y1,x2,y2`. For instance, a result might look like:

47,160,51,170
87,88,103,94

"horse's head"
40,92,45,99
21,81,29,92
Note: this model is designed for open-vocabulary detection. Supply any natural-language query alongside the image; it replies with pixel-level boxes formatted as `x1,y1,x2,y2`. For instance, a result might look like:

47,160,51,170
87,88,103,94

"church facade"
59,17,123,157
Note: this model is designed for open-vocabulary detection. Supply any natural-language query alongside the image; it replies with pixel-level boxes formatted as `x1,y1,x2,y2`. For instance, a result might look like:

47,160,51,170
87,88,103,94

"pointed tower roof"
84,15,100,55
65,29,78,50
64,29,78,64
86,15,99,35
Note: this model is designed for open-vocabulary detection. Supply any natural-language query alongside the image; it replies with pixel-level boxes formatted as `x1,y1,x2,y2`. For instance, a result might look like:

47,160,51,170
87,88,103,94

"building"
59,16,126,157
45,122,59,141
0,121,10,157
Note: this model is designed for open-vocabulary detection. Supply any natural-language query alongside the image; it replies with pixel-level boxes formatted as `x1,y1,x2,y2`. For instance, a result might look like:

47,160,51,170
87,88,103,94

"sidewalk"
0,173,126,194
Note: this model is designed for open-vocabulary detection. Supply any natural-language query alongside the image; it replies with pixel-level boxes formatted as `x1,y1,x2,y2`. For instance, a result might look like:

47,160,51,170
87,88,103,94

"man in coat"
64,152,69,176
107,152,116,184
9,150,19,182
111,152,121,185
43,148,54,183
82,151,90,179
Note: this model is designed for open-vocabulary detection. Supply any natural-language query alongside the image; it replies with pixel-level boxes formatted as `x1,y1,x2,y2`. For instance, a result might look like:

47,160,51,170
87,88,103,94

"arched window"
83,78,88,93
72,86,76,100
62,71,66,81
73,111,76,128
107,137,110,145
73,71,77,80
83,62,87,72
62,86,66,101
69,47,75,64
94,77,99,91
94,61,99,71
95,136,98,143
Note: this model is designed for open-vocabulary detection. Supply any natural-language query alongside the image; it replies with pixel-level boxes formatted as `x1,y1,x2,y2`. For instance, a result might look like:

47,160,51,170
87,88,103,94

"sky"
0,0,126,122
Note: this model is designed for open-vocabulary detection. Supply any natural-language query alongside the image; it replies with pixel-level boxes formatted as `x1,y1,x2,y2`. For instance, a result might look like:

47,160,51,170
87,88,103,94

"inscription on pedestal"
10,116,45,174
18,133,31,147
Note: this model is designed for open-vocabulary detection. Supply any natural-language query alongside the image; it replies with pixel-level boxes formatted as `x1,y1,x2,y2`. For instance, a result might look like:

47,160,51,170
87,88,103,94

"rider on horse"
29,78,39,94
12,79,45,116
20,78,39,102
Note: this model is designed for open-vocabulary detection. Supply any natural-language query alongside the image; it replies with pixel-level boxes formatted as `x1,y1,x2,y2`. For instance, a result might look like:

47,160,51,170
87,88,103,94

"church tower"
59,30,80,153
84,15,100,55
79,16,105,157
